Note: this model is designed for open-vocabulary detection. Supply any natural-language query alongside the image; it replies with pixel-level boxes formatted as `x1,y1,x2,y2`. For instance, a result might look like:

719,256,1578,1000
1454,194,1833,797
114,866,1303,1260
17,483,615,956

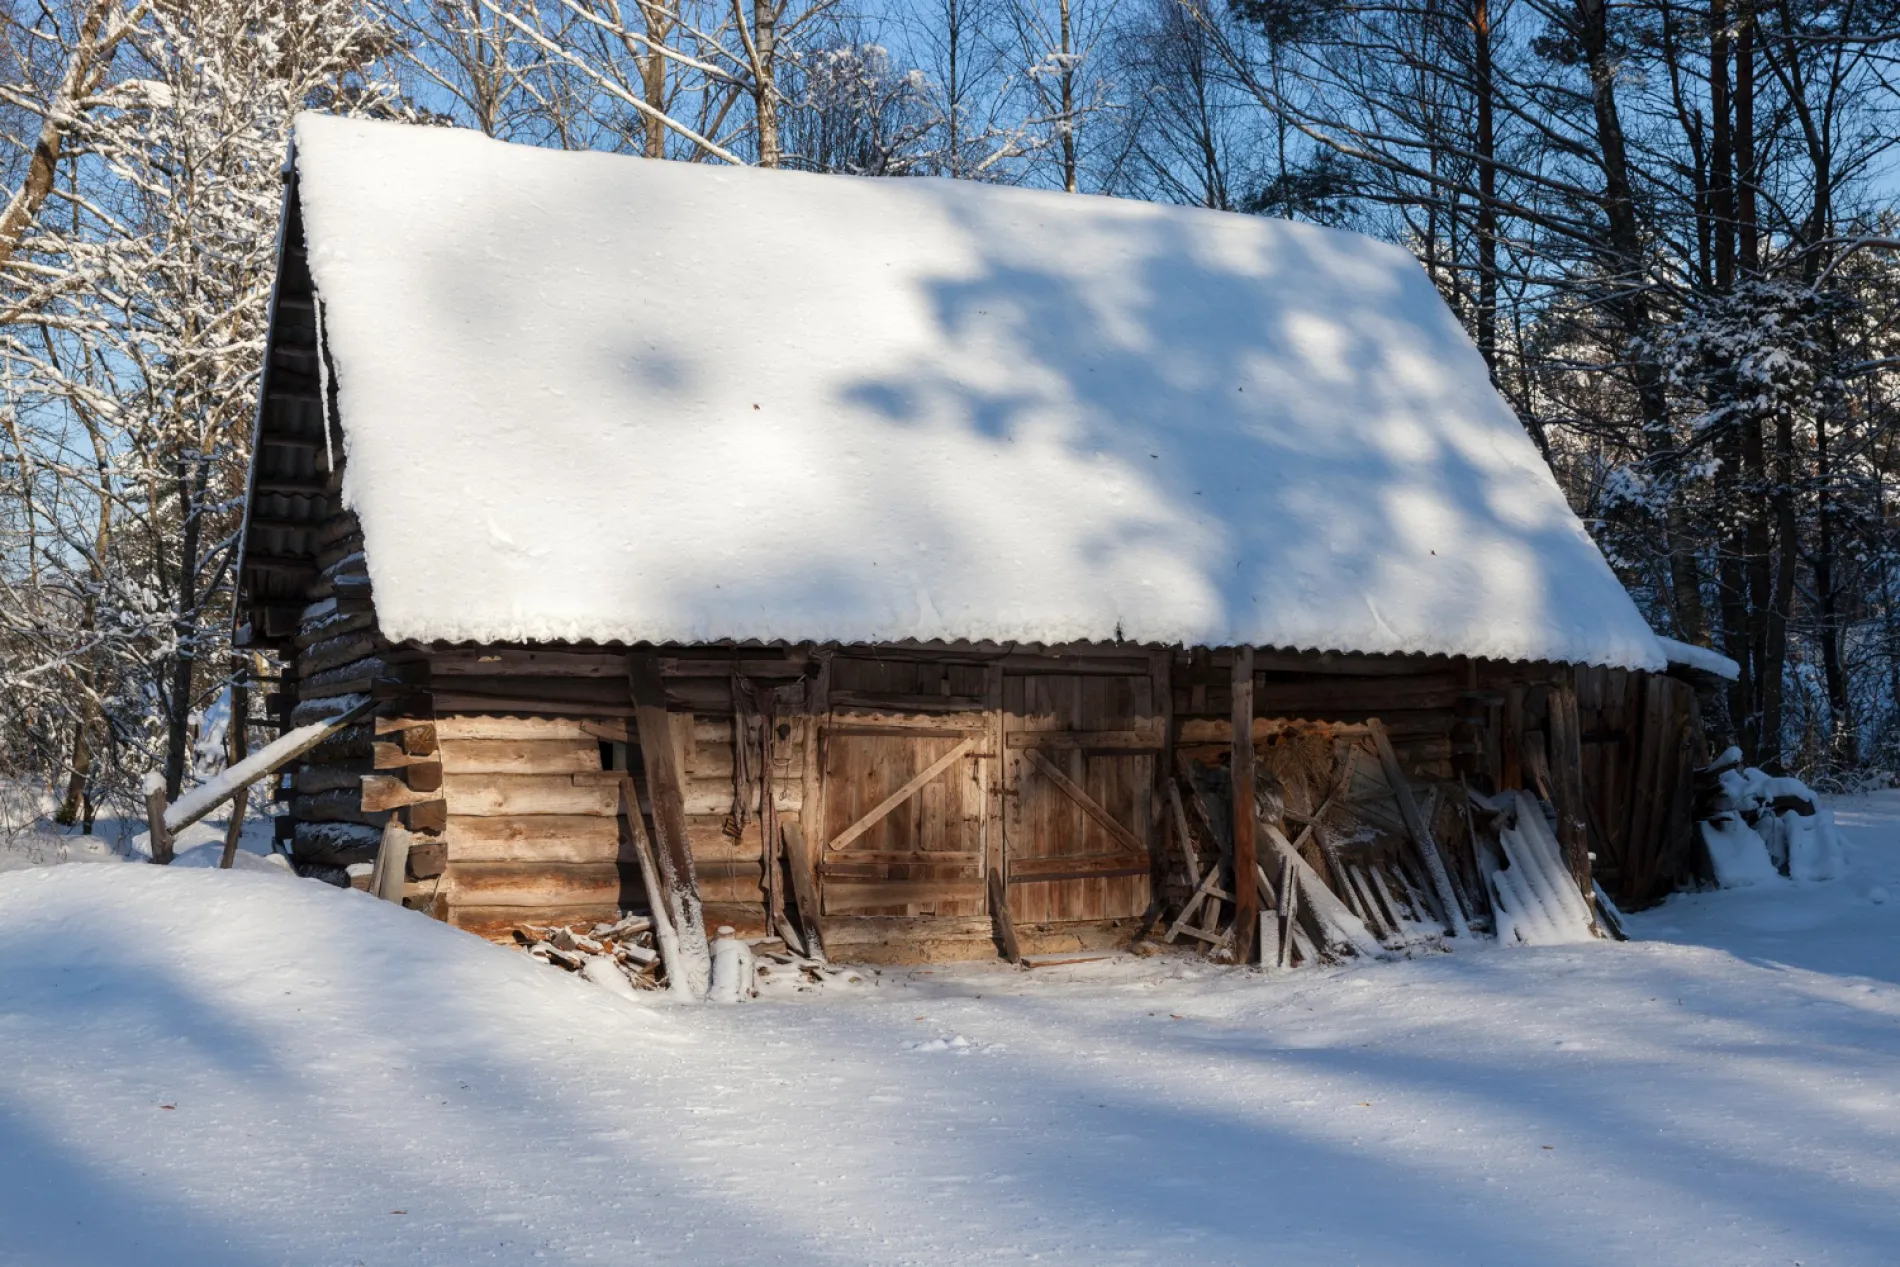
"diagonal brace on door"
1021,747,1146,857
825,734,982,853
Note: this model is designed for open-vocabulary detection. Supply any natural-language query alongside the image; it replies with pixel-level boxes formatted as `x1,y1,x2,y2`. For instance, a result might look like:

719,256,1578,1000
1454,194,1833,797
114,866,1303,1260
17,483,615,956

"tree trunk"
641,0,673,158
162,456,207,800
0,0,120,276
752,0,779,166
1059,0,1077,192
1472,0,1499,383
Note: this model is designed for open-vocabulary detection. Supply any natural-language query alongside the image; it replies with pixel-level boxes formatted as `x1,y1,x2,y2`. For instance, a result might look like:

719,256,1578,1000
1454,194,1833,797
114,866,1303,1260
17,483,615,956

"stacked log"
279,510,443,900
422,649,815,936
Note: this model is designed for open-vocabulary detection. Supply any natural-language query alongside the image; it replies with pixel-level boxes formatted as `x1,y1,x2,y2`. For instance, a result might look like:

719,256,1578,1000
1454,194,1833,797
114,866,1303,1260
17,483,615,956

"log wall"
269,620,1701,950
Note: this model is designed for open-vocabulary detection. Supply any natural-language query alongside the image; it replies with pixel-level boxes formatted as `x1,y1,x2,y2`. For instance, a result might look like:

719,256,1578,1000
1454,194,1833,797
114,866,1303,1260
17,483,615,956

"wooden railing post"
144,778,174,865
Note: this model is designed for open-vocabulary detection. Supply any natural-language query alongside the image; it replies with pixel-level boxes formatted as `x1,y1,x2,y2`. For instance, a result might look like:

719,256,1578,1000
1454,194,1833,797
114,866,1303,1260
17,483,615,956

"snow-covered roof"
1657,637,1741,681
290,113,1667,669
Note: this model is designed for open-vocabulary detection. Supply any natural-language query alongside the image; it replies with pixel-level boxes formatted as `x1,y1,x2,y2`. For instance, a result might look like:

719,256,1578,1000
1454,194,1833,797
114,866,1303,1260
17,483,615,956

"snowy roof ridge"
290,113,1668,671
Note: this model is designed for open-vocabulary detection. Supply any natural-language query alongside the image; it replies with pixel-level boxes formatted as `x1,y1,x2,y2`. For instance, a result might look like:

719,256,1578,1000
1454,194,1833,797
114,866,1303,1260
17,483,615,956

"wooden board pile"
1153,719,1596,965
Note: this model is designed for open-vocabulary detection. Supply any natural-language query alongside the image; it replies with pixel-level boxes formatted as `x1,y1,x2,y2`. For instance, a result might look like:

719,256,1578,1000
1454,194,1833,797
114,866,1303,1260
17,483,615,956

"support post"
145,782,174,865
1545,682,1594,902
1230,646,1257,964
629,652,710,997
219,669,250,869
370,819,412,903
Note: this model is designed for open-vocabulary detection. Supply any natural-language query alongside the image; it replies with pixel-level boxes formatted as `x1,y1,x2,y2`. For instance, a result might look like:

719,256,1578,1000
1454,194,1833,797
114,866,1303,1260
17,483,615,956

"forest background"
2,0,1896,835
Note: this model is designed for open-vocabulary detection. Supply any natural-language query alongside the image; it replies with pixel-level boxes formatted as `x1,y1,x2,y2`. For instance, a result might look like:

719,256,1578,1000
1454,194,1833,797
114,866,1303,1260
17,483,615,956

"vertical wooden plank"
628,653,710,995
781,820,823,957
219,671,251,870
1502,683,1526,789
1231,647,1258,964
986,662,1005,914
1546,682,1593,900
1622,674,1667,903
798,650,829,910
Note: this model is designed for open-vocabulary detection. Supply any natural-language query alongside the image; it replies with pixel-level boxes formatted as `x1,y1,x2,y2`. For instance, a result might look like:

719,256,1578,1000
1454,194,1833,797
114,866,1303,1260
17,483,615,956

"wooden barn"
234,114,1718,973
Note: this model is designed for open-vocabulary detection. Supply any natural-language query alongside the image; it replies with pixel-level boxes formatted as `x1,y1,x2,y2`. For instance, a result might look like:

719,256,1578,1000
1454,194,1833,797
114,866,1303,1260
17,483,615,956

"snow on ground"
0,780,281,874
1,799,1896,1264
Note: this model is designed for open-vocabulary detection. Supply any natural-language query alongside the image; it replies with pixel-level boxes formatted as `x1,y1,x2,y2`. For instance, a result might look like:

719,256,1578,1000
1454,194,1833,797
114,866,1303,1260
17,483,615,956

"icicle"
314,294,334,472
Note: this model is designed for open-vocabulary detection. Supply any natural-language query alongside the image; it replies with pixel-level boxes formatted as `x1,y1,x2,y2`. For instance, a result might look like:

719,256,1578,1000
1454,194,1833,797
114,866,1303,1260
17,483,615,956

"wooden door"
1003,673,1157,923
817,656,990,917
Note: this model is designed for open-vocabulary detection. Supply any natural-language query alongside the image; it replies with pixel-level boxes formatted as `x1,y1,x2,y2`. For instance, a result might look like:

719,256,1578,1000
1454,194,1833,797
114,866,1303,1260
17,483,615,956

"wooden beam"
1231,647,1258,964
629,652,709,997
781,821,825,960
619,780,687,997
1005,728,1163,750
1021,747,1145,856
824,734,980,853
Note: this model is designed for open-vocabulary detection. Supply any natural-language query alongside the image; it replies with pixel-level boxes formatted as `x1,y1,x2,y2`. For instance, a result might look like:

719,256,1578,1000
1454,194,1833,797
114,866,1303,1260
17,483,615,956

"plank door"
817,656,990,917
1003,673,1157,923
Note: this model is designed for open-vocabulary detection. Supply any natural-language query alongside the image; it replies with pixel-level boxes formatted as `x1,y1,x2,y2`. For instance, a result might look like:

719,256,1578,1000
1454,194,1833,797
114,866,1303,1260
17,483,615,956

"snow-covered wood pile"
1694,747,1845,887
1157,718,1594,967
511,915,838,1000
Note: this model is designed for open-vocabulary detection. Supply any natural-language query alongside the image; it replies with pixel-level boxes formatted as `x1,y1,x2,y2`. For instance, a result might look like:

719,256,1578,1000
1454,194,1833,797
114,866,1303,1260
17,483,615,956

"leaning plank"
781,822,825,961
163,696,378,837
620,780,689,998
1021,747,1146,856
1164,864,1226,944
1260,821,1386,961
1274,858,1297,968
1167,781,1202,888
1367,719,1473,939
629,653,710,998
825,734,981,853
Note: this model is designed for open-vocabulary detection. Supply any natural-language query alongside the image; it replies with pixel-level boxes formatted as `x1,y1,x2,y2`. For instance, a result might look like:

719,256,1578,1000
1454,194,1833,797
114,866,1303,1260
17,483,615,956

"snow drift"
289,113,1665,669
